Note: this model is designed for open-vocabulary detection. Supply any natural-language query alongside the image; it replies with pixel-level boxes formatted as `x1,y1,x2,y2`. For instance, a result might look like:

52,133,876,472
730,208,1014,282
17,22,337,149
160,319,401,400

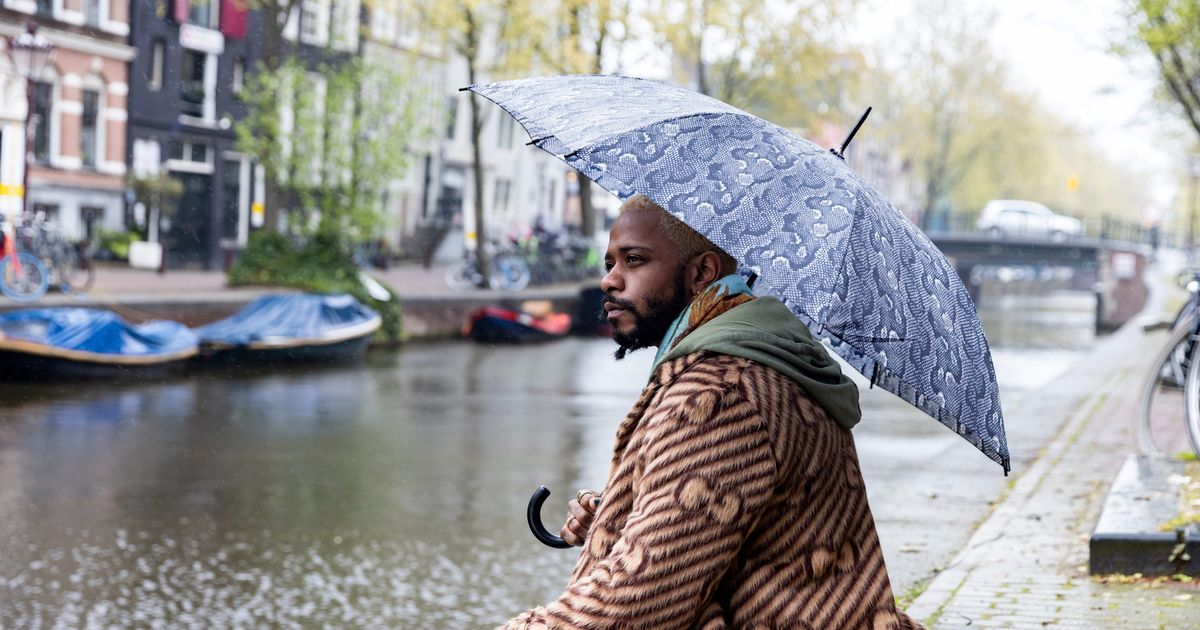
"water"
0,290,1096,627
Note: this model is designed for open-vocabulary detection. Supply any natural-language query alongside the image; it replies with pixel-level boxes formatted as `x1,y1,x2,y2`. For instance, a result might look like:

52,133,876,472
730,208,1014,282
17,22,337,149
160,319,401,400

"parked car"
976,200,1083,240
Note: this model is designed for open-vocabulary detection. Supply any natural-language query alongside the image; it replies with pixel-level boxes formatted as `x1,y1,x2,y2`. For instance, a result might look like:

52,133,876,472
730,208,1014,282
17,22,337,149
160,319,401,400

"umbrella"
466,75,1008,541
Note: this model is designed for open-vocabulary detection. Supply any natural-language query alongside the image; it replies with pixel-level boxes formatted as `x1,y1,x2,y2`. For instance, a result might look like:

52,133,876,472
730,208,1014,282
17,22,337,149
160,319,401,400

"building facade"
126,0,264,269
0,0,134,242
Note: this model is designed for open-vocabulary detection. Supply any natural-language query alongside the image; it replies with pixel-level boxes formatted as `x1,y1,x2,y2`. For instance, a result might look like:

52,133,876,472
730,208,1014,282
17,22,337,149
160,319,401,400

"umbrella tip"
829,106,873,161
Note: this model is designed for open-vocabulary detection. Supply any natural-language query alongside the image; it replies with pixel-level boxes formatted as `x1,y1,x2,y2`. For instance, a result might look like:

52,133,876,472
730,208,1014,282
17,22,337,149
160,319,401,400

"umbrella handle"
527,485,571,549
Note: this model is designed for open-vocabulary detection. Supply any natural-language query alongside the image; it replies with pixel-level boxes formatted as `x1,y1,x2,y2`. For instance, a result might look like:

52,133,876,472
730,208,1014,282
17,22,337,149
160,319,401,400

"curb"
904,363,1126,622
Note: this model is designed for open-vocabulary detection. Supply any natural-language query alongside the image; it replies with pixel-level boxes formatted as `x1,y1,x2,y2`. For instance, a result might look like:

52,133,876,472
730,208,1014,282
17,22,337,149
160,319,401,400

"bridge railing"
920,211,1182,249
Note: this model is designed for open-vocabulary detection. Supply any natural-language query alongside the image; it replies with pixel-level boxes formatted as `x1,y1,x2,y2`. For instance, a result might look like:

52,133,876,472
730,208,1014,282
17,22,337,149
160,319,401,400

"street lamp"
7,21,54,217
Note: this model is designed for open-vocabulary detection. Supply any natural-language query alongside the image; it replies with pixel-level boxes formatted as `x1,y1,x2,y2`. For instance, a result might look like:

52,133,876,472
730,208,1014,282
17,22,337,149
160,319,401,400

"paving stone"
907,308,1200,629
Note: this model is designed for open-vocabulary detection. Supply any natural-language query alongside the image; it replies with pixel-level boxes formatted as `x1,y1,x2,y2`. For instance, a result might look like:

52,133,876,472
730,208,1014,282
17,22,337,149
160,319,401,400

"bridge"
924,223,1160,332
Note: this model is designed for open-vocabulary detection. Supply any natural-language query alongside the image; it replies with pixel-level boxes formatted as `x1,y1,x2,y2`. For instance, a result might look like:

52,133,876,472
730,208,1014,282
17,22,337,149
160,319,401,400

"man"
502,195,925,629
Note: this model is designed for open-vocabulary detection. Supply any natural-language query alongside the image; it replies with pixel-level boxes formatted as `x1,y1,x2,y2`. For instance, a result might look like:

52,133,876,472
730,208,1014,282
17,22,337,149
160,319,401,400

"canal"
0,289,1097,627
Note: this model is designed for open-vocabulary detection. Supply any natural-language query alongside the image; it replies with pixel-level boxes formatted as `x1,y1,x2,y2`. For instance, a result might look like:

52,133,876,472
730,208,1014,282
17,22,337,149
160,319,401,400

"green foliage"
236,56,429,241
874,0,1149,222
96,229,138,261
647,0,861,129
1123,0,1200,138
228,231,403,342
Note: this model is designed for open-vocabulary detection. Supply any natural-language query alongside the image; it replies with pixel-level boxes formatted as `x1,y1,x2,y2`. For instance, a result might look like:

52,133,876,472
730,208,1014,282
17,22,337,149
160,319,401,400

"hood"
655,297,861,429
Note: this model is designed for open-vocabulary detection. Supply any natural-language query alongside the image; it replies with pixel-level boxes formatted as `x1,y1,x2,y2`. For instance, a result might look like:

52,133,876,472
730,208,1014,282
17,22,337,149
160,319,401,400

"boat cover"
0,308,198,356
194,293,380,346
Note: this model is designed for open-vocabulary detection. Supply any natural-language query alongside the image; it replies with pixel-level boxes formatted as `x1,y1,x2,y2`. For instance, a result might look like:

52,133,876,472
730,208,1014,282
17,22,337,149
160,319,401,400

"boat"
193,293,381,365
464,305,571,343
0,308,198,379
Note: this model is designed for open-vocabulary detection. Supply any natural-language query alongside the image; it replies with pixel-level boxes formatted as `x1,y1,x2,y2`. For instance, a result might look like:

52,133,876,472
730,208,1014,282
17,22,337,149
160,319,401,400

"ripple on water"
1,529,575,627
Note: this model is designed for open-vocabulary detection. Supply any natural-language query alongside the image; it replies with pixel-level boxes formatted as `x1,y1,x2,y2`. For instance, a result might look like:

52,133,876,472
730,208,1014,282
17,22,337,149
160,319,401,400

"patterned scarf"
652,274,756,367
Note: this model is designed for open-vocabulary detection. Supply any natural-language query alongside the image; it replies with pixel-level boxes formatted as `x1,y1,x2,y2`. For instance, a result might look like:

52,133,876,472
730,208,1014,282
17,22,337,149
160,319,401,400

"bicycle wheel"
444,260,479,291
59,244,95,293
0,252,50,302
1181,330,1200,456
1138,317,1196,456
489,254,531,291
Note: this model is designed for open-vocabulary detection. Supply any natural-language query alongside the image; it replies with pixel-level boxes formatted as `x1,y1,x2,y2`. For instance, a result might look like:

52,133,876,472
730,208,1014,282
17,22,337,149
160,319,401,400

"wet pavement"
0,288,1112,627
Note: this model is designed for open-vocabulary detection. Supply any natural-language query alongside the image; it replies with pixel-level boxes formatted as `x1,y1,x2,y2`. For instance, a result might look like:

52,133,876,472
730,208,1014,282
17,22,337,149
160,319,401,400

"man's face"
601,208,693,359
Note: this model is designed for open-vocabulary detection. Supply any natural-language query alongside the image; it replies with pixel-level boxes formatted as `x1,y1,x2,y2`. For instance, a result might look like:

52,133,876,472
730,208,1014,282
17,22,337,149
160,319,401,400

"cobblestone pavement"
906,314,1200,629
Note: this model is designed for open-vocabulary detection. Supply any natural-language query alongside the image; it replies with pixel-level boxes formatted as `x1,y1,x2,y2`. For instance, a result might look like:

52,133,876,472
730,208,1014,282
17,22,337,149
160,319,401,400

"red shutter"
173,0,189,24
220,0,249,39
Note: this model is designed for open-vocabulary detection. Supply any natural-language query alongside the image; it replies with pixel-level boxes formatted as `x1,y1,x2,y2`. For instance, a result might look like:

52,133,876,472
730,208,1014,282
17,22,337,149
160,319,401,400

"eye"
604,261,614,271
626,255,643,265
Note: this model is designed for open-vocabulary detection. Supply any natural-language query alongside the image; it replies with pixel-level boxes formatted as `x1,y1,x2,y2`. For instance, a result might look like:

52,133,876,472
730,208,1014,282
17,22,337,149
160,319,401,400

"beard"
604,266,692,360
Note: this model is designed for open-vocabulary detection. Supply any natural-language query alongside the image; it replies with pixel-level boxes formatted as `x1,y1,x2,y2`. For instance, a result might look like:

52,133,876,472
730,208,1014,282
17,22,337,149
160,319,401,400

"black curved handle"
527,485,571,549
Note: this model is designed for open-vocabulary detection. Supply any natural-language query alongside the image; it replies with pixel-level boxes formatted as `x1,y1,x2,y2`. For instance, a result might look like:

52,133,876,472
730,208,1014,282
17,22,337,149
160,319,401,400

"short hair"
619,195,738,276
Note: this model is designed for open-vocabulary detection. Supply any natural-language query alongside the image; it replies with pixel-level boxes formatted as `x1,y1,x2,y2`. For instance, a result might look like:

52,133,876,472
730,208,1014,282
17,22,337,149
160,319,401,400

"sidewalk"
906,300,1200,627
8,261,589,306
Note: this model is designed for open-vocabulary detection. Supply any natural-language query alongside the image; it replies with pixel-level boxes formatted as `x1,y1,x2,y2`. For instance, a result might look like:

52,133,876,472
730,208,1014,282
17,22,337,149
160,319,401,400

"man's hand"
560,490,601,547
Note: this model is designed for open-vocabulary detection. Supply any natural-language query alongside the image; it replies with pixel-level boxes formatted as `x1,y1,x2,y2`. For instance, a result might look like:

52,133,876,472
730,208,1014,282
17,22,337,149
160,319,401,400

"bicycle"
0,214,50,302
24,212,94,293
445,241,531,291
1137,270,1200,457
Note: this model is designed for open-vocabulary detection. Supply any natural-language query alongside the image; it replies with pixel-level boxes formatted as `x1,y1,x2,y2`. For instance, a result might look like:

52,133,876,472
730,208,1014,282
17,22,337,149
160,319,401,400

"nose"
600,266,621,295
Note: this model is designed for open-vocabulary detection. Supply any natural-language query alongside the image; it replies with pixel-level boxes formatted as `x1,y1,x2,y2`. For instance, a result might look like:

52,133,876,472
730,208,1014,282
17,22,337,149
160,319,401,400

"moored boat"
464,305,571,344
0,308,198,379
193,293,381,365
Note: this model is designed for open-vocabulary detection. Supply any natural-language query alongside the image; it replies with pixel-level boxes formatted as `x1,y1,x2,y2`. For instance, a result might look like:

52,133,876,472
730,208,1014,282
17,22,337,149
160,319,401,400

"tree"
882,0,1012,229
125,172,183,272
237,57,427,246
248,0,306,232
648,0,859,130
534,0,636,237
1126,0,1200,139
418,0,539,284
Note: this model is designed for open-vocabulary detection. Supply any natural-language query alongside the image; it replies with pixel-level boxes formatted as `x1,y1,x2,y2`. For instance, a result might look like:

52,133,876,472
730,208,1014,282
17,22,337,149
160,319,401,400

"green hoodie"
654,297,862,429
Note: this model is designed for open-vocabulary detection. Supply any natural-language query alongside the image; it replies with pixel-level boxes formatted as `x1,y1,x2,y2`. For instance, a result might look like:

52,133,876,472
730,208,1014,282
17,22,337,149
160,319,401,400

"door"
167,172,212,268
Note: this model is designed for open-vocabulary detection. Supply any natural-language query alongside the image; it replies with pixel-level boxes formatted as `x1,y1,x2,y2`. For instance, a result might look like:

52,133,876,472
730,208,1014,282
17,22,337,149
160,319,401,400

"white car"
976,200,1083,240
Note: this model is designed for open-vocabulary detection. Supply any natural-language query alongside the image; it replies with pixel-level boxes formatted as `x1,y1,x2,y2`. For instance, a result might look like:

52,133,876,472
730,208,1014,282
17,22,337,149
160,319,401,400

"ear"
685,251,724,295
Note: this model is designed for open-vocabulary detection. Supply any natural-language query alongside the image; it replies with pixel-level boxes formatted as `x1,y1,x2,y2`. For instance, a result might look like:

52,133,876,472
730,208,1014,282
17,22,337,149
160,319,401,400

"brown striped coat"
503,351,926,630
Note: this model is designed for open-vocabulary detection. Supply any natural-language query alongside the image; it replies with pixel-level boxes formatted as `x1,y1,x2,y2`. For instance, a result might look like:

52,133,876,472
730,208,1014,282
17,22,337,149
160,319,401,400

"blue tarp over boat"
193,294,380,360
0,308,198,379
0,308,198,357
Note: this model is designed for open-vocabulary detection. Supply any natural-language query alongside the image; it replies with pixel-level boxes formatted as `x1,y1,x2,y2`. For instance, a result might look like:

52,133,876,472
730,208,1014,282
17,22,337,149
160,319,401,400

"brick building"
0,0,133,242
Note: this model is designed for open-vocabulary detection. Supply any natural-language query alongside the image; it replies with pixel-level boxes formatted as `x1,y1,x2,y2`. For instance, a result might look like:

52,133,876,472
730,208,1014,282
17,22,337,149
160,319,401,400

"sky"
858,0,1183,212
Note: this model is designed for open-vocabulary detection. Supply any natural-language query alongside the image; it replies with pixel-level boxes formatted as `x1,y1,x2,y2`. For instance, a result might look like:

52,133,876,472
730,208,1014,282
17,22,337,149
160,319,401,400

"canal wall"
0,286,596,342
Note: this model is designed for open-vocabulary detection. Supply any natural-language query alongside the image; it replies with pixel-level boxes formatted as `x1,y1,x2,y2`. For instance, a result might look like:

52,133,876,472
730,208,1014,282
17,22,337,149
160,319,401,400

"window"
81,90,100,169
35,0,51,17
371,0,395,40
221,159,242,240
445,96,458,140
85,0,102,26
232,58,245,96
493,179,511,212
31,82,52,164
301,0,330,46
166,139,213,173
180,50,207,118
189,0,219,29
190,142,208,163
497,115,514,149
332,0,358,50
149,40,164,91
132,138,162,175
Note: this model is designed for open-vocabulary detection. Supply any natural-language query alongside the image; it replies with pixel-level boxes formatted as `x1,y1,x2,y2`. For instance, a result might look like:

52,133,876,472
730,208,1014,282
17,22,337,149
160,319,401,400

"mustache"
600,295,637,311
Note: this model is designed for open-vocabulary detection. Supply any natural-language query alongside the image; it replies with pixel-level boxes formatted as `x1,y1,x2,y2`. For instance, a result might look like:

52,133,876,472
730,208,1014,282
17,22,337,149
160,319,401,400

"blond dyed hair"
619,195,738,276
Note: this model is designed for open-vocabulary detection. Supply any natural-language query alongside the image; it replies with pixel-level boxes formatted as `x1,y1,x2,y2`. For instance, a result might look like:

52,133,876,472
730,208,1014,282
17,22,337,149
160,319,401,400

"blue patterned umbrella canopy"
468,75,1009,473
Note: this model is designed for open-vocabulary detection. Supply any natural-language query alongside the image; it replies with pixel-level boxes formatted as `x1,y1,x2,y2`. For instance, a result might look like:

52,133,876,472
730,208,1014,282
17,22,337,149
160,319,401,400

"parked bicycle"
23,212,94,293
1138,270,1200,457
0,214,50,302
445,240,531,291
